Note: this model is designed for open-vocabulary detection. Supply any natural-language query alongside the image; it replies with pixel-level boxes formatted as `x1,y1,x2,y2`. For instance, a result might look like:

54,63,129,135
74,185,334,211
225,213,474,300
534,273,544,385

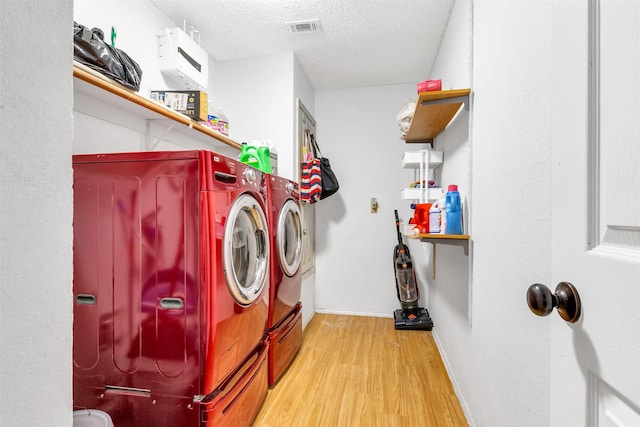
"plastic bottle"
413,203,431,234
216,107,229,136
239,142,262,170
428,201,441,234
257,146,272,173
205,101,219,132
267,142,277,175
445,184,463,235
438,197,447,234
206,102,229,136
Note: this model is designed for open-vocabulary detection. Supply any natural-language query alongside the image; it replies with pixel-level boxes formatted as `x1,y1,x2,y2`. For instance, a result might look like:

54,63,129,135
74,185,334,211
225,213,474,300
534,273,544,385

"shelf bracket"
145,119,177,151
420,95,469,111
404,138,434,148
420,238,469,256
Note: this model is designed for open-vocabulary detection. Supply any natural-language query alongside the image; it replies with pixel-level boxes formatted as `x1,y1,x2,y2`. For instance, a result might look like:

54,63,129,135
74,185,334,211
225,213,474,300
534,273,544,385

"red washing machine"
72,150,270,427
266,174,304,386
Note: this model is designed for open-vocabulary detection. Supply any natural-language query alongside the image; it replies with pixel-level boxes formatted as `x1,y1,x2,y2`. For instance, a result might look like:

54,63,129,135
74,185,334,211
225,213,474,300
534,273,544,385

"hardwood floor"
253,313,468,426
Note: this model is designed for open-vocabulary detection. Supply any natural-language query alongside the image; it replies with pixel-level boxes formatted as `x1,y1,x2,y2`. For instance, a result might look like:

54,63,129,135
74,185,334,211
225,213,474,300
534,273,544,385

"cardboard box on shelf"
150,90,208,121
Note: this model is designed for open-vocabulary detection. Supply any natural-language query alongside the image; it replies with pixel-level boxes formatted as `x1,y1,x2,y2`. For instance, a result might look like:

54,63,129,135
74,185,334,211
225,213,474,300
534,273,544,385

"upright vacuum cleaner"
393,210,433,331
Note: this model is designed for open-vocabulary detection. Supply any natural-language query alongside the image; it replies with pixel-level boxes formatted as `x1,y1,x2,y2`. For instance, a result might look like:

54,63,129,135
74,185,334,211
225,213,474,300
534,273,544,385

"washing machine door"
223,193,270,305
277,199,303,277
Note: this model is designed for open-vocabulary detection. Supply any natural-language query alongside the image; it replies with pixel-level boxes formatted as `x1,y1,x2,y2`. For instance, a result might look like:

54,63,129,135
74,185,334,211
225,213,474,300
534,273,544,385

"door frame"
296,98,316,279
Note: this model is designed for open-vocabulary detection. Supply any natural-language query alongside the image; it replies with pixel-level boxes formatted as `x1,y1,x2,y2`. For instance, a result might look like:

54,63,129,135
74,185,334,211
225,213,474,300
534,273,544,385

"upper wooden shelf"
72,62,241,151
403,88,471,143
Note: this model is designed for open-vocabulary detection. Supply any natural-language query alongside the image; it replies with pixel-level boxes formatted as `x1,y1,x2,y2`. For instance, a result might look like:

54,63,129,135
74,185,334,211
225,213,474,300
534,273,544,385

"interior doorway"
296,99,316,278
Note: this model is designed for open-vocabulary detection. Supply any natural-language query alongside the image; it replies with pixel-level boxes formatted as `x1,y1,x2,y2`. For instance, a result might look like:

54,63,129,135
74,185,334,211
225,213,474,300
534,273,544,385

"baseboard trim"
432,330,474,426
314,308,394,319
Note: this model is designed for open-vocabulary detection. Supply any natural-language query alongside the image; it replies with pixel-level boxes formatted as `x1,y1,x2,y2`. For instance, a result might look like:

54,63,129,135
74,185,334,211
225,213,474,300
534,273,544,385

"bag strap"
303,129,312,161
309,133,322,158
79,24,93,42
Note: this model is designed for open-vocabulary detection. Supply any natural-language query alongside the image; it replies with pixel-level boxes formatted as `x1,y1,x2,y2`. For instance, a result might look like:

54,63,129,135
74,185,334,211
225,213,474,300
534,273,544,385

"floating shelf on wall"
403,88,471,144
411,233,470,256
72,62,241,151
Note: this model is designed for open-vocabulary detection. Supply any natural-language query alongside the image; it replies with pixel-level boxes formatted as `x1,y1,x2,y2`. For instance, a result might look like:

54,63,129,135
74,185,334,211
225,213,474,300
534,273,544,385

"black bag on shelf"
73,21,143,91
310,134,340,200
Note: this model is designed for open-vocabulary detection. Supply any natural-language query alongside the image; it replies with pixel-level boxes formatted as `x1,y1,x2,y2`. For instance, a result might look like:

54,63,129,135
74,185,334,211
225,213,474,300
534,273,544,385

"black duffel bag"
73,21,143,91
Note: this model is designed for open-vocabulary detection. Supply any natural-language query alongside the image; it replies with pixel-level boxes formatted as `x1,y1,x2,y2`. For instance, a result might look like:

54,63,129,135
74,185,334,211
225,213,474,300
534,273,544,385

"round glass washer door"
223,193,270,306
277,199,302,277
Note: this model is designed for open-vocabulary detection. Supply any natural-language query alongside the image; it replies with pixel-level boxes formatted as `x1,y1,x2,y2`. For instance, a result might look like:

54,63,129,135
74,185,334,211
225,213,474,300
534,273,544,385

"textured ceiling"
149,0,454,90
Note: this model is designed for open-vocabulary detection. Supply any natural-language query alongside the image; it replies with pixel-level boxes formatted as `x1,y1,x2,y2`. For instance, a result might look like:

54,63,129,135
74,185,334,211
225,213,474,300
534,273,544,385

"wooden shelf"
72,62,241,152
409,233,470,255
414,233,470,241
403,88,471,143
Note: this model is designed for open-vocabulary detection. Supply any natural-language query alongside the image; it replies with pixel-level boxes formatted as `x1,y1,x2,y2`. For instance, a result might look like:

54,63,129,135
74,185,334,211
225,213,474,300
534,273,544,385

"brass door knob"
526,282,581,323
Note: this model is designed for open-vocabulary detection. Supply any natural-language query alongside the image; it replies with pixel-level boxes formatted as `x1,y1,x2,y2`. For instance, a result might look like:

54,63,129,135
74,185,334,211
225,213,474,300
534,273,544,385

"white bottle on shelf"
428,201,441,234
216,107,229,136
438,197,447,234
206,102,230,136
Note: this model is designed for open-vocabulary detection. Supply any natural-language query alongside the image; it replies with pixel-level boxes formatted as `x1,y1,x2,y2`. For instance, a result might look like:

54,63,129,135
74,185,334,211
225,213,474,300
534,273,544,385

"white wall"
314,83,424,316
426,1,553,426
416,0,475,421
0,1,73,425
213,53,296,180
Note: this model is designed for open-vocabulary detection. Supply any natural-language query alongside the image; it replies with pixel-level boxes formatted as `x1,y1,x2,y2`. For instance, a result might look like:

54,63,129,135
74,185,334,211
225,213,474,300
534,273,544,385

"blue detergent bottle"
445,184,463,235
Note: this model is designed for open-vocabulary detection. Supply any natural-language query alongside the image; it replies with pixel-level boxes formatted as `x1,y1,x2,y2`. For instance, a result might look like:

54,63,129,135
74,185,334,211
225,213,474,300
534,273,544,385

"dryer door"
223,193,270,305
277,199,303,277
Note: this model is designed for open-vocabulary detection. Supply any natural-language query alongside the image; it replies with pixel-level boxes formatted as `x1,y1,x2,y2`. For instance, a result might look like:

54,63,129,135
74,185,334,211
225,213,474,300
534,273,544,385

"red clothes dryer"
72,150,270,427
266,174,304,386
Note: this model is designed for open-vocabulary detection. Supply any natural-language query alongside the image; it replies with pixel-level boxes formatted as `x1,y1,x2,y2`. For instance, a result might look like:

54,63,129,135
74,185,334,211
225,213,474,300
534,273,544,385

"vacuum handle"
394,210,404,247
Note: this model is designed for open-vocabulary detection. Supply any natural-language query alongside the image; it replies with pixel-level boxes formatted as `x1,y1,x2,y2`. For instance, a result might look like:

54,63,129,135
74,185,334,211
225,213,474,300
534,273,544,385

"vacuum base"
394,308,433,331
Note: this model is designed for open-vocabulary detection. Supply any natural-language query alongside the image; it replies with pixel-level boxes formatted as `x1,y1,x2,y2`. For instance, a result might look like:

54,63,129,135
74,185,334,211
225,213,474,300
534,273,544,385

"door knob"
526,282,581,323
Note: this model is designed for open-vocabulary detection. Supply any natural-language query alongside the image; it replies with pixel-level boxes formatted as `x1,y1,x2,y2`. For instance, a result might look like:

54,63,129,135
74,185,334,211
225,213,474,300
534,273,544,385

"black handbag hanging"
310,134,340,200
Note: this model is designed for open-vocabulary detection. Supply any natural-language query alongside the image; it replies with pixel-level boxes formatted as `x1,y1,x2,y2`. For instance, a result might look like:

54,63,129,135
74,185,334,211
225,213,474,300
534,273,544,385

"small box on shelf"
400,222,418,237
417,79,442,93
150,90,208,121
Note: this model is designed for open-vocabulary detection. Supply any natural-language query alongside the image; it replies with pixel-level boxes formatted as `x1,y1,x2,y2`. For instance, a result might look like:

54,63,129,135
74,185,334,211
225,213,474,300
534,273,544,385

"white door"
548,1,640,425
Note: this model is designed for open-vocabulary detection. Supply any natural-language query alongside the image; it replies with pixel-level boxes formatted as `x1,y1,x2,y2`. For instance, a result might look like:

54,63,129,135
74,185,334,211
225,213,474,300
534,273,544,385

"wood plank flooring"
253,313,468,426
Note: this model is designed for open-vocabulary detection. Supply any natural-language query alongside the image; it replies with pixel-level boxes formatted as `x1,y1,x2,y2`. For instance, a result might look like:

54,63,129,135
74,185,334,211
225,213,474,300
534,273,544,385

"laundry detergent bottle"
239,142,263,170
428,201,441,234
445,184,463,235
257,146,272,173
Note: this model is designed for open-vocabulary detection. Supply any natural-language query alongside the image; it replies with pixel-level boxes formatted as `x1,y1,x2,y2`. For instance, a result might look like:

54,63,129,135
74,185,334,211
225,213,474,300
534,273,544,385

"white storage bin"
401,187,444,201
401,150,443,169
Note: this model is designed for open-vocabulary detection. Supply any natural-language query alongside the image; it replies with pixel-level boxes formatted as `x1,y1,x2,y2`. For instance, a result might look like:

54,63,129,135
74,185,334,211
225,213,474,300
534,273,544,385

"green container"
239,143,271,173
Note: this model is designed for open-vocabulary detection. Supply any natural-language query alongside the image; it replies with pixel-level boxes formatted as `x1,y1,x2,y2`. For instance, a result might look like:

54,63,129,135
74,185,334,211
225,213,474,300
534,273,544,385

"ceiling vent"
287,19,322,33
